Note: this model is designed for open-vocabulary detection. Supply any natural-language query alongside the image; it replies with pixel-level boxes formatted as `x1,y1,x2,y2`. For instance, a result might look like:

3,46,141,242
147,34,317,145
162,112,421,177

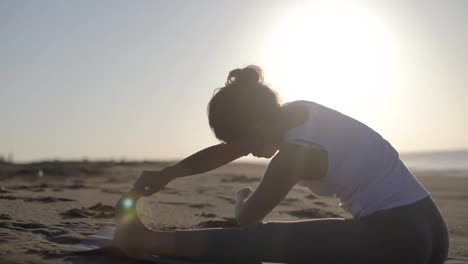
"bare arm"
235,143,328,226
162,142,250,179
134,142,250,195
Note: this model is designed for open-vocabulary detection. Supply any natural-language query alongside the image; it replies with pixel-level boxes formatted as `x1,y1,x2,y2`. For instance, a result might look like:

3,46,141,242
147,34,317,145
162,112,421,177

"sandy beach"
0,161,467,263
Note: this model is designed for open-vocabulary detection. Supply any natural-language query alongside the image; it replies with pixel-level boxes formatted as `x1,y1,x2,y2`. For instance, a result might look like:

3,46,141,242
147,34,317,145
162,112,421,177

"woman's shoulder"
281,102,315,145
281,100,316,128
281,100,316,109
282,100,336,114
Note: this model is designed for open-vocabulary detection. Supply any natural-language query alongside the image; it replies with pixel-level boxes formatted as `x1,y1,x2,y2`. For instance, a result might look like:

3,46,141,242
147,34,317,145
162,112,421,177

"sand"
0,161,467,263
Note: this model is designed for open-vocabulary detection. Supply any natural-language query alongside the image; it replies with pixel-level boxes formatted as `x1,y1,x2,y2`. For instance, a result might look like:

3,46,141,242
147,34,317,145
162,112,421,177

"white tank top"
283,100,429,218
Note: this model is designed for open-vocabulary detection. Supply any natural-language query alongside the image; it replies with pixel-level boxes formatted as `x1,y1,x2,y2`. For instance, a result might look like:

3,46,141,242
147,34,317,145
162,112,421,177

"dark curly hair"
207,65,281,143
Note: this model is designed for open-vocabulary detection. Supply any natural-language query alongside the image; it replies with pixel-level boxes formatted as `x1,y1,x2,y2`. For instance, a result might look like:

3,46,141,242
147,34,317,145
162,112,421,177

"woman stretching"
113,65,449,264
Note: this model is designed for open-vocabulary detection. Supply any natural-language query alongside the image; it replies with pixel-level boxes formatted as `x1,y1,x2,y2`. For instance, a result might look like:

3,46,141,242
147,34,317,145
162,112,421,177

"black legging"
175,196,448,263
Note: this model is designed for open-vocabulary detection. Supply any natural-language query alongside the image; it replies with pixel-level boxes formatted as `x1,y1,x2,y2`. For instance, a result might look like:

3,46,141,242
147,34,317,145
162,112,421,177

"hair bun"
226,65,264,88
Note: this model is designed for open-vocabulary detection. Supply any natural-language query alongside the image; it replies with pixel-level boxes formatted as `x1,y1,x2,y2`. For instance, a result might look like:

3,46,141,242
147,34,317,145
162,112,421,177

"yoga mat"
68,226,214,264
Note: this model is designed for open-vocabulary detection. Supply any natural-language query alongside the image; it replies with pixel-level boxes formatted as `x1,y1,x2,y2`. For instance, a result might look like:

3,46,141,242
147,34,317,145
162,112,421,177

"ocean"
400,150,468,177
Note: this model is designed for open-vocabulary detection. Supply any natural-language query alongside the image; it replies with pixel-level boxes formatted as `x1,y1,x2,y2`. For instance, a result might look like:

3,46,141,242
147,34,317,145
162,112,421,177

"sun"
262,1,399,117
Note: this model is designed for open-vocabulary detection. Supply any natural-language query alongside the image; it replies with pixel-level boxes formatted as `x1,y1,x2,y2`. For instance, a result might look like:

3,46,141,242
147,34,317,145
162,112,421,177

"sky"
1,0,467,162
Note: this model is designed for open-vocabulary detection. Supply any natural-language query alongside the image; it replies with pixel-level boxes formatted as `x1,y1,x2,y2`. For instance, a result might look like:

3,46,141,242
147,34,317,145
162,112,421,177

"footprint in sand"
7,221,48,229
216,195,236,204
0,213,12,220
196,187,210,194
195,217,239,228
188,203,213,209
61,203,115,219
30,186,47,192
0,187,13,194
0,230,14,242
88,203,115,212
313,201,328,207
158,201,190,206
6,183,50,190
0,195,75,203
158,201,213,209
24,196,76,203
305,193,319,199
0,195,16,200
0,220,52,236
0,218,85,245
195,212,217,218
279,197,300,205
100,188,127,195
5,182,92,191
0,220,52,243
56,221,98,236
59,183,90,190
61,209,104,219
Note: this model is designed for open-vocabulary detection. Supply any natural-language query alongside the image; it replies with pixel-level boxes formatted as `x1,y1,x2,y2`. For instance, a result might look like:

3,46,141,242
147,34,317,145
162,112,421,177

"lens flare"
117,195,140,225
122,198,133,209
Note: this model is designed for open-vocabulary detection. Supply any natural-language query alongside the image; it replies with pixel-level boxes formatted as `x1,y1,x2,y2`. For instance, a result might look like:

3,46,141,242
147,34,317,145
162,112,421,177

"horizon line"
2,147,467,165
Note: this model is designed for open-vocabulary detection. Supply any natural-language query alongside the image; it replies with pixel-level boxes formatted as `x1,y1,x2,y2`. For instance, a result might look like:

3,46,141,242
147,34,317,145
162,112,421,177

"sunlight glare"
263,2,399,117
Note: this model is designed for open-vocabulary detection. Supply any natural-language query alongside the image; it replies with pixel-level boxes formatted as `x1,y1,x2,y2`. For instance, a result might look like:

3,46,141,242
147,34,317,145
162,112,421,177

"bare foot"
113,191,150,257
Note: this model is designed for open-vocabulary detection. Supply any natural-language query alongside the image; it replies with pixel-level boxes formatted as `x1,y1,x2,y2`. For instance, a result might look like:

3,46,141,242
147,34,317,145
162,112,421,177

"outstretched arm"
162,142,250,178
134,142,250,195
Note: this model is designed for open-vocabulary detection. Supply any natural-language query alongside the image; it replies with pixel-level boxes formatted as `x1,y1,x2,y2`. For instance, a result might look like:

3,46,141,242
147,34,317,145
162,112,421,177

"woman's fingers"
133,170,173,197
133,172,152,190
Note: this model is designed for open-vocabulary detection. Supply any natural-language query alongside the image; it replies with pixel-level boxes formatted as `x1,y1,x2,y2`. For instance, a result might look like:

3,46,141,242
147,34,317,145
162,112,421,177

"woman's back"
283,100,429,218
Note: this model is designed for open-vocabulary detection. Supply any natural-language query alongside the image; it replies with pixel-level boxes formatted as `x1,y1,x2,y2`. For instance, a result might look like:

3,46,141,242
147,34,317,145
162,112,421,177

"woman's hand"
133,170,173,196
235,186,253,221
